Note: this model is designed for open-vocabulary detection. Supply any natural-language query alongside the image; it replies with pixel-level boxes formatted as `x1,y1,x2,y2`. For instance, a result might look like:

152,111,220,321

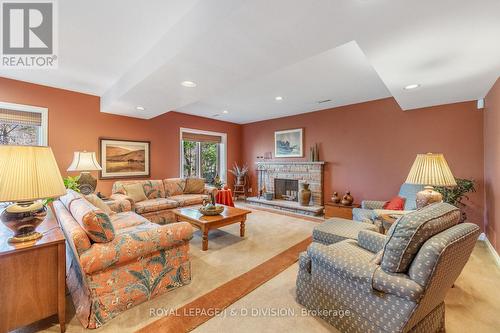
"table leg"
202,227,209,251
57,243,66,333
240,217,246,237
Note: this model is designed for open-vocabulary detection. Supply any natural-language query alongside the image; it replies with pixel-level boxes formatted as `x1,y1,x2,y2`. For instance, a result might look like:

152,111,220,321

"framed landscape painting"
99,138,150,179
274,128,303,158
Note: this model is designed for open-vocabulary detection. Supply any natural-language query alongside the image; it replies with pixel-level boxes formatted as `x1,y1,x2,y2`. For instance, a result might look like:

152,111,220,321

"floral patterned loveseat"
54,190,193,329
109,178,217,224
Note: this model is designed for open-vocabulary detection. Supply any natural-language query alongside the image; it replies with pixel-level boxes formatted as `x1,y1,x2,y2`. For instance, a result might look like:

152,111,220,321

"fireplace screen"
274,179,298,201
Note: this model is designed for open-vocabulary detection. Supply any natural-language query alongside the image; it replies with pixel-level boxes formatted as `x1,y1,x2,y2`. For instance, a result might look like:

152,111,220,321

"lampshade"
0,145,66,202
67,151,102,171
405,153,457,187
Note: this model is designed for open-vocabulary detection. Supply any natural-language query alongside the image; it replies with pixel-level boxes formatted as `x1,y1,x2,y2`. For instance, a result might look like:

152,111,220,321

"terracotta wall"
0,77,242,195
484,78,500,253
241,98,485,230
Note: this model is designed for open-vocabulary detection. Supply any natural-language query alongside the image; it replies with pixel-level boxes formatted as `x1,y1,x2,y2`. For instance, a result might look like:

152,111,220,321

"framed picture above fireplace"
274,128,303,158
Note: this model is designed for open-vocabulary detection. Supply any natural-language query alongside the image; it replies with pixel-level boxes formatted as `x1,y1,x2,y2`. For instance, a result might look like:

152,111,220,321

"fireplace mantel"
255,161,325,165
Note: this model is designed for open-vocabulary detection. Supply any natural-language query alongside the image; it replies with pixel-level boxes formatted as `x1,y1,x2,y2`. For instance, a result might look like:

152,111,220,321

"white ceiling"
1,0,500,123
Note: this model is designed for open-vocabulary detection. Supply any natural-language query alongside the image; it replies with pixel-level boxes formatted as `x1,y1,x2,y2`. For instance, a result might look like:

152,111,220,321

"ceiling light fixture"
181,81,197,88
404,84,421,90
275,96,283,101
222,110,229,114
136,106,145,111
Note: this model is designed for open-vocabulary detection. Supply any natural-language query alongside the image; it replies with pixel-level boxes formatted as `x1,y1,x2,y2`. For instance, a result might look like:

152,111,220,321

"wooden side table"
0,206,66,333
324,202,361,220
379,214,399,234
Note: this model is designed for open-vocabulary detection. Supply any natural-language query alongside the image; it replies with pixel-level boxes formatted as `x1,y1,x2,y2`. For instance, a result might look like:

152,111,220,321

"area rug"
17,207,318,333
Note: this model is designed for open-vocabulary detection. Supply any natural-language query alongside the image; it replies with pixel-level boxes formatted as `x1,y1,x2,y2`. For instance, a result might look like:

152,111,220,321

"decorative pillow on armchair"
184,177,205,194
383,196,406,210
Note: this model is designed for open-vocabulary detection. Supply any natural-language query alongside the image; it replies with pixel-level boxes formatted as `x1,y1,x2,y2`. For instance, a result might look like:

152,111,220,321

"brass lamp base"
416,186,443,209
0,201,46,243
78,172,97,195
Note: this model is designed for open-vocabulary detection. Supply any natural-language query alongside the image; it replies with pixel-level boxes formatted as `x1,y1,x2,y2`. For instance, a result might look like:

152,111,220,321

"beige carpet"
194,240,500,333
14,207,317,333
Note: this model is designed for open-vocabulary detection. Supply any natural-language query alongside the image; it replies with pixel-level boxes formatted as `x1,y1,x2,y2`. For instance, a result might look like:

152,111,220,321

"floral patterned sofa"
54,190,193,329
109,178,217,224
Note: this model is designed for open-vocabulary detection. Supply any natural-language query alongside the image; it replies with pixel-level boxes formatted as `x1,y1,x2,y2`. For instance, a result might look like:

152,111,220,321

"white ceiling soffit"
0,0,499,123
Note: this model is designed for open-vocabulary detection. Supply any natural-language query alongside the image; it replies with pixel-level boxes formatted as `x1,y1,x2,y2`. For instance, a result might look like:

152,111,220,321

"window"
180,129,227,184
0,102,48,146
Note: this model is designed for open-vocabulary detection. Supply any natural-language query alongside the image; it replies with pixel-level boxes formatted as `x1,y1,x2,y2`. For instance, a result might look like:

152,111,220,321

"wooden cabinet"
324,202,361,220
0,206,66,333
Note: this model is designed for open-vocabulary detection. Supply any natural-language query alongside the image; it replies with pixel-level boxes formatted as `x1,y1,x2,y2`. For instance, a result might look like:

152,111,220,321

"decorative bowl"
199,205,224,216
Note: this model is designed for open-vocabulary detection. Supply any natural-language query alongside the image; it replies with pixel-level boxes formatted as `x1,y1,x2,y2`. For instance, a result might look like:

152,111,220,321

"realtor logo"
1,0,58,68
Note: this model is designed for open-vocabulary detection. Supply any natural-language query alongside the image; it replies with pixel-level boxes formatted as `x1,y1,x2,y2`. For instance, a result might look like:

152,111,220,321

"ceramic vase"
341,191,354,206
299,183,312,206
331,192,341,203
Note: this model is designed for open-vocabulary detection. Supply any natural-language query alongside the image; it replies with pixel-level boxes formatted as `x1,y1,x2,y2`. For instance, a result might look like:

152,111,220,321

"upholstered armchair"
352,183,424,225
296,202,480,333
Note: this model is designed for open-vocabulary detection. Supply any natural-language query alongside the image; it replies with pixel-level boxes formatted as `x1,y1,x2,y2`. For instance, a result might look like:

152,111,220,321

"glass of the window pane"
183,141,199,178
0,122,40,145
200,142,219,184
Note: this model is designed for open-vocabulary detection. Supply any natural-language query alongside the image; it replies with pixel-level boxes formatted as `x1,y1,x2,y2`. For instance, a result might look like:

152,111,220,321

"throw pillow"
85,194,114,215
69,198,115,243
184,177,205,194
123,183,148,202
380,202,460,273
383,196,406,210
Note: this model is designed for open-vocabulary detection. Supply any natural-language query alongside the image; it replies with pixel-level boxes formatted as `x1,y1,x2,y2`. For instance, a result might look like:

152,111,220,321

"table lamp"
0,145,66,243
67,151,102,195
405,153,457,208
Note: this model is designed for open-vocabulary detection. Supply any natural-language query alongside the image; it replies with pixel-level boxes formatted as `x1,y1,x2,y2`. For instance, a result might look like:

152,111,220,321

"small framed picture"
274,128,303,158
99,138,150,179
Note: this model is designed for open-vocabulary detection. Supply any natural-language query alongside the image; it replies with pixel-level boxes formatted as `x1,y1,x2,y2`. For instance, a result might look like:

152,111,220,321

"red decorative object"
383,196,406,210
216,189,235,207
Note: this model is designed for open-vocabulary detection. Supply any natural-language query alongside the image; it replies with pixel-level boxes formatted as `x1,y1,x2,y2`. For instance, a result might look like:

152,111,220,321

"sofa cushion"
110,211,149,230
85,194,114,215
112,180,165,199
184,177,205,194
69,197,115,243
380,202,460,273
169,194,209,207
164,178,186,196
123,183,148,203
134,198,179,214
59,189,83,210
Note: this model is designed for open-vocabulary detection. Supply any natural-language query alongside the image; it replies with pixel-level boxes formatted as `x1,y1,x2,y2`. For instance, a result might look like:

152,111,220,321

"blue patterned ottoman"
312,217,378,245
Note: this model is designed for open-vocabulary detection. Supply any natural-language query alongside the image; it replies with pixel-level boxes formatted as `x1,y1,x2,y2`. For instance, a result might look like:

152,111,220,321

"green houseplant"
436,178,476,222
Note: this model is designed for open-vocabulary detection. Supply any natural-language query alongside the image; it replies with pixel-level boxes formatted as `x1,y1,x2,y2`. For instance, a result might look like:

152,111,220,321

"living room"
0,1,499,333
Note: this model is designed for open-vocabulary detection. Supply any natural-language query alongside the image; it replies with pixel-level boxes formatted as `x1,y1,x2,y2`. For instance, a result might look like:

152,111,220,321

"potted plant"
228,163,249,185
436,178,476,222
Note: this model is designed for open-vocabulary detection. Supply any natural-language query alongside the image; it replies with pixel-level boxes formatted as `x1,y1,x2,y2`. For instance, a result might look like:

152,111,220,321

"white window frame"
179,128,227,182
0,101,48,146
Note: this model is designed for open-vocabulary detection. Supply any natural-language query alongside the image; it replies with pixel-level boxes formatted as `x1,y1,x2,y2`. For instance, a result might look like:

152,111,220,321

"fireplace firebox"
274,179,298,201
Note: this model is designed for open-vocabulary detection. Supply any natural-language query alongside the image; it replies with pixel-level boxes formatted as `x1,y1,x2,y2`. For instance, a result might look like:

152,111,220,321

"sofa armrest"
358,230,386,253
108,193,134,212
80,221,193,274
361,200,386,209
372,268,424,302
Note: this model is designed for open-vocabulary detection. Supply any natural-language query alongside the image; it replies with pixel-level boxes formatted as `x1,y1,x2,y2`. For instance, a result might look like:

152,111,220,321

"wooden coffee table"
173,205,251,251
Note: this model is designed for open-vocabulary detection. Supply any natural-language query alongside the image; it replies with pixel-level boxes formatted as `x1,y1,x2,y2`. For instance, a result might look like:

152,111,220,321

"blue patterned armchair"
352,183,424,225
297,203,480,333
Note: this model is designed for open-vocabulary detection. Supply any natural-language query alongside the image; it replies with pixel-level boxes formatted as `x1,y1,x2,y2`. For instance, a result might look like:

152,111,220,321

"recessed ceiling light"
275,96,283,101
136,106,145,111
222,110,229,114
404,84,421,90
181,81,197,88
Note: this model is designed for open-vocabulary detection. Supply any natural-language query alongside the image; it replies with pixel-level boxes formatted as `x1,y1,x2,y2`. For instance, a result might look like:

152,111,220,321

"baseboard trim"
480,232,500,268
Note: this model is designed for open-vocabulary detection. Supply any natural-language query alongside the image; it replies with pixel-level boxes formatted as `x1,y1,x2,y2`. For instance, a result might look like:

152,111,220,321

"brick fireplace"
247,161,325,216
